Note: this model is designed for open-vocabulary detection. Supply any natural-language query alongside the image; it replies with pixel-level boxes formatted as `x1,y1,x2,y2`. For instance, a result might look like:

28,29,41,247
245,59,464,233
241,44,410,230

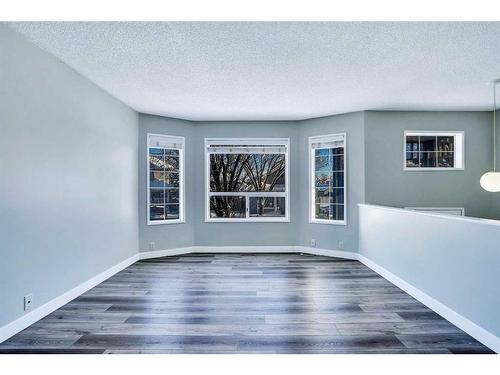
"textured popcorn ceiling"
8,22,500,121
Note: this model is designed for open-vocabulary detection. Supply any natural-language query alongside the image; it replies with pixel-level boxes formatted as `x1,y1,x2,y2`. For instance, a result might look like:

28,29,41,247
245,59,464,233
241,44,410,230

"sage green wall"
298,112,365,253
138,114,195,251
364,111,497,219
191,121,301,247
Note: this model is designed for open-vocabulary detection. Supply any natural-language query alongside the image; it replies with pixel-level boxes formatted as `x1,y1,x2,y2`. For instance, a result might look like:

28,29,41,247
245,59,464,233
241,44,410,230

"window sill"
310,219,347,226
205,218,290,223
403,167,464,171
147,220,186,226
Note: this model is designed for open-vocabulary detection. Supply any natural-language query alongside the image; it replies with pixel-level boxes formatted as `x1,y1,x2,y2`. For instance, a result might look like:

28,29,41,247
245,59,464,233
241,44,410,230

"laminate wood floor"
0,253,493,354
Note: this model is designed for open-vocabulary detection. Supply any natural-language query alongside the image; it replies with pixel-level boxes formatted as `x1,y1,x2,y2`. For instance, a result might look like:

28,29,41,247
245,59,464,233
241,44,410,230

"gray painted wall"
138,114,195,251
192,121,301,247
364,111,497,219
298,112,365,253
0,25,139,327
139,110,498,251
359,204,500,344
138,117,301,249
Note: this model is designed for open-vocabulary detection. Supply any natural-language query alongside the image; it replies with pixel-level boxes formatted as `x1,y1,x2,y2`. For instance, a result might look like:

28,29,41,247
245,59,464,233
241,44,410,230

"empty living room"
1,1,499,372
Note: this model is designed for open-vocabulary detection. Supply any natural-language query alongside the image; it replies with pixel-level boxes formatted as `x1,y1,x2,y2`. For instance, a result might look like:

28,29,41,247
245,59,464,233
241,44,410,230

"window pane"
165,172,179,188
149,152,165,171
315,155,330,172
332,172,344,188
165,189,179,204
315,187,329,204
420,152,437,167
149,148,164,156
437,136,454,152
438,152,454,168
420,136,436,151
315,172,331,188
209,196,246,218
330,188,344,204
165,204,179,220
330,154,344,171
165,156,179,172
150,171,164,188
406,136,419,152
150,205,165,221
164,149,179,156
150,189,165,204
331,147,343,155
406,152,419,167
331,204,345,221
315,204,330,220
209,153,285,192
315,148,329,158
249,197,286,217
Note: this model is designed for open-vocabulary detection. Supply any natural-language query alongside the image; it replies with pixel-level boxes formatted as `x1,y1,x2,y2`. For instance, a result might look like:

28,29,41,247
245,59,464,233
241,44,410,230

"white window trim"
204,138,290,223
403,130,465,171
309,133,347,226
147,133,185,225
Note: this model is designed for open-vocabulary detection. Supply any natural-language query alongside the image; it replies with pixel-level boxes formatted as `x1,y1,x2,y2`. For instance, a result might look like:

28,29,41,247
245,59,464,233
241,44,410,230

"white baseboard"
192,245,296,253
138,245,359,259
139,246,196,260
296,246,359,260
0,253,139,344
358,254,500,354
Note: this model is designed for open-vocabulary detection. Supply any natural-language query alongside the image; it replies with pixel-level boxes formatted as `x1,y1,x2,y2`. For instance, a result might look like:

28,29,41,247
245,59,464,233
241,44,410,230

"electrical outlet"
149,242,155,250
338,241,344,250
310,239,316,247
24,294,33,311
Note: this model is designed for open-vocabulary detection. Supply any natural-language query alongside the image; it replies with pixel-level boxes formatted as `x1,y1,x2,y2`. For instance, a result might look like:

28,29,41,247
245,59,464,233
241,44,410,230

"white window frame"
147,133,185,225
204,138,290,223
403,130,465,171
309,133,347,226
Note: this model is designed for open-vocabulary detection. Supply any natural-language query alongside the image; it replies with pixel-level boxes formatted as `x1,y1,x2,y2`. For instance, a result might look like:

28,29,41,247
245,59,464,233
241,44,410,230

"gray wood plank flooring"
0,253,493,354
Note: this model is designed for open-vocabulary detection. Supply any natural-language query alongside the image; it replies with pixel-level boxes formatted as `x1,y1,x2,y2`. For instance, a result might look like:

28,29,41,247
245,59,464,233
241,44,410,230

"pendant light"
480,79,500,192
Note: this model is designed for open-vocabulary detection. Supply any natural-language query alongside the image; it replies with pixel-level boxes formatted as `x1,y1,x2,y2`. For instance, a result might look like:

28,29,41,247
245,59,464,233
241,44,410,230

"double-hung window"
309,133,346,225
147,133,185,224
404,131,464,170
205,138,289,222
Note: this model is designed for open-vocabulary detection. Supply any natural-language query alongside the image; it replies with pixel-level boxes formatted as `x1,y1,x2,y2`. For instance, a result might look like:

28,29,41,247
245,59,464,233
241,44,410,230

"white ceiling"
8,22,500,121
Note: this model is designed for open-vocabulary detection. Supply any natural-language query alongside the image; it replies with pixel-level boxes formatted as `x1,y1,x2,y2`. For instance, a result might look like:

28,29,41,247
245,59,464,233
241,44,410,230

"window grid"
147,134,184,225
309,133,347,225
205,139,289,222
313,148,345,222
405,132,463,170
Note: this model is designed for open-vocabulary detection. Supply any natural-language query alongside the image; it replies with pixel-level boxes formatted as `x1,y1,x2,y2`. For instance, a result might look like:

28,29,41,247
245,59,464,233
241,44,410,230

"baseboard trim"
138,245,358,259
139,246,197,260
358,254,500,353
0,253,139,344
296,246,359,260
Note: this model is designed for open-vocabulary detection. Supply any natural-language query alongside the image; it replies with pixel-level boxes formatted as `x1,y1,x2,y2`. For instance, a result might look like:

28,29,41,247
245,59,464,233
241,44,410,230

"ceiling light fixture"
480,79,500,192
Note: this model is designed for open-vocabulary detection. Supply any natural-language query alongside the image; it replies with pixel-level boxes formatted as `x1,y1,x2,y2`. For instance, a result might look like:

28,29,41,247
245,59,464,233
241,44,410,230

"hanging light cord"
494,81,497,171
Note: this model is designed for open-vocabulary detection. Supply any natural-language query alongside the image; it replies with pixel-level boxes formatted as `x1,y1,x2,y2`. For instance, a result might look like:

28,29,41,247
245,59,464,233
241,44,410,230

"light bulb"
480,171,500,192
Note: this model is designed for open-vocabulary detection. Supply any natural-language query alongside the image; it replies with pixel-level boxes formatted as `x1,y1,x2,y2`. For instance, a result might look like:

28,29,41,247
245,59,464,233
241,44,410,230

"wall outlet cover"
149,242,155,250
338,241,344,250
24,294,33,311
311,239,316,247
